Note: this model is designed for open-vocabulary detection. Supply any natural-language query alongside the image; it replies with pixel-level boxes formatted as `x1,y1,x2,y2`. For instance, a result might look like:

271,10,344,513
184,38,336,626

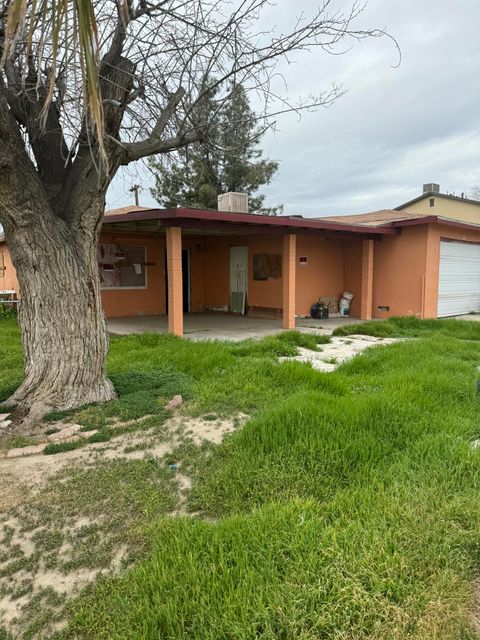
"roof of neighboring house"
321,209,433,227
323,209,480,233
104,205,153,217
396,191,480,210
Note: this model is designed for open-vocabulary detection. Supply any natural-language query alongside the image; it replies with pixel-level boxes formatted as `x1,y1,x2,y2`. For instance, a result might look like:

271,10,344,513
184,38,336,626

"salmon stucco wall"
99,233,362,319
100,235,165,318
0,244,19,294
203,235,285,314
371,225,429,318
203,236,231,311
343,240,363,317
248,235,283,312
182,237,206,312
100,234,209,318
200,234,347,317
295,236,344,316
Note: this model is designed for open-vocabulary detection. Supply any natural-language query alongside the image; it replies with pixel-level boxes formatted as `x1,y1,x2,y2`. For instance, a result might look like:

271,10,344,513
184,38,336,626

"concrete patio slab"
107,313,363,341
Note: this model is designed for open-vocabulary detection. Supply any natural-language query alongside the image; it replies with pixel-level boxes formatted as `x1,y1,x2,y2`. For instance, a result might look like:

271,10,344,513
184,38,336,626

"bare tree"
0,0,388,429
471,186,480,201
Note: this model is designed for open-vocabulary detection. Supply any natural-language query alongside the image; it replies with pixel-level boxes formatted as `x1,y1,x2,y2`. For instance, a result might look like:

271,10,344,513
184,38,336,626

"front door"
230,246,248,314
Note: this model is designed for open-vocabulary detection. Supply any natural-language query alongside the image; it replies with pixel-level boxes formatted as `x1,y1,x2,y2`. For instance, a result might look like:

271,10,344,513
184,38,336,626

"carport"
100,207,395,336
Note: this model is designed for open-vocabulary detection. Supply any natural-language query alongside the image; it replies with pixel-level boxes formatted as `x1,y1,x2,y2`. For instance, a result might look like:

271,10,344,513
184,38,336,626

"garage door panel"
437,241,480,317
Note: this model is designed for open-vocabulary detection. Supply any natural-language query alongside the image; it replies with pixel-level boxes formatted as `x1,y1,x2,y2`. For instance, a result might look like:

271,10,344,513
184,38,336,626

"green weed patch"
3,318,480,638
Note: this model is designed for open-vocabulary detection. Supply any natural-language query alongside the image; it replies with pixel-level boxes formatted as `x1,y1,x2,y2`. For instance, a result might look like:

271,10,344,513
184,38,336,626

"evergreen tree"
219,83,279,213
149,81,281,214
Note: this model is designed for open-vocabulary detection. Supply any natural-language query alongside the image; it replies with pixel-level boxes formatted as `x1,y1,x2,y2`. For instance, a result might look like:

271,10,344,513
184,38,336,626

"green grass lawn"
2,317,480,639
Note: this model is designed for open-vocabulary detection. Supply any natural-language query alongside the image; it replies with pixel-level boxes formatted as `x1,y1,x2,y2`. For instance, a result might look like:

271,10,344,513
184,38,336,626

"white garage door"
437,240,480,317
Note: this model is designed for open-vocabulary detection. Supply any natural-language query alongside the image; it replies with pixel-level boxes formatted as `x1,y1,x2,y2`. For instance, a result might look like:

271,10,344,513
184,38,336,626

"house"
0,240,18,300
2,187,480,335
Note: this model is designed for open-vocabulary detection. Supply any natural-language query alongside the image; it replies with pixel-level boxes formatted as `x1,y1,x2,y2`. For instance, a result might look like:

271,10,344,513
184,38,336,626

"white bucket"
339,291,354,316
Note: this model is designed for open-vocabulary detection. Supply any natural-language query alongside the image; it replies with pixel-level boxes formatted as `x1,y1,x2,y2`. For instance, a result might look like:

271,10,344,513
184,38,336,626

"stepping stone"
6,444,46,458
47,424,82,441
80,430,98,439
166,395,183,411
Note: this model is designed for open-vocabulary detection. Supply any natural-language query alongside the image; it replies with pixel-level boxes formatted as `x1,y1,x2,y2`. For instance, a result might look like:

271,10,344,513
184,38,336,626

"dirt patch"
0,413,246,490
471,578,480,636
0,412,247,637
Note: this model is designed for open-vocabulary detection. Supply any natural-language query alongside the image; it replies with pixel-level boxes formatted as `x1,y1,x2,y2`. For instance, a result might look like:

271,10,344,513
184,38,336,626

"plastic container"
339,291,354,316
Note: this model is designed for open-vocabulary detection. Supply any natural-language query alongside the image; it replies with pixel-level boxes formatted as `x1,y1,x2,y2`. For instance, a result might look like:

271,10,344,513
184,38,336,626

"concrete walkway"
454,314,480,321
280,334,399,372
108,313,362,340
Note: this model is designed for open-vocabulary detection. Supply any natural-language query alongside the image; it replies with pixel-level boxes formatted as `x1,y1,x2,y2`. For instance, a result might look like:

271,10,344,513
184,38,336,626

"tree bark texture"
4,210,115,427
0,58,134,430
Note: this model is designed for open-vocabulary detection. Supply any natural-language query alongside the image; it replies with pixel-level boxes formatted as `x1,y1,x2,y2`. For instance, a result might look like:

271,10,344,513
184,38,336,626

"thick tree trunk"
5,210,116,431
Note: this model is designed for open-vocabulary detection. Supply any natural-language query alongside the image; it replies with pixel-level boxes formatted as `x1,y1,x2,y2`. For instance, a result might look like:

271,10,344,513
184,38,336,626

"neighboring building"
397,183,480,224
2,187,480,335
0,237,19,294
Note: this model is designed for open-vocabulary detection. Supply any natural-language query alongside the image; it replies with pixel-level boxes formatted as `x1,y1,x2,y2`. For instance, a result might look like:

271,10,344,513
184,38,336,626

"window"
0,251,5,279
98,243,146,288
253,253,282,280
429,198,435,207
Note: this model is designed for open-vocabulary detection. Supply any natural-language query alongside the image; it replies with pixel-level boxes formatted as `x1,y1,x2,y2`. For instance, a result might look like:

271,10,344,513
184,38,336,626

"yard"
1,316,480,638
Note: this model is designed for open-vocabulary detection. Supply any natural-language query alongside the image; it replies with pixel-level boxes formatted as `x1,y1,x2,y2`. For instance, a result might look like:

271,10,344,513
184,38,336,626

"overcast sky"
107,0,480,217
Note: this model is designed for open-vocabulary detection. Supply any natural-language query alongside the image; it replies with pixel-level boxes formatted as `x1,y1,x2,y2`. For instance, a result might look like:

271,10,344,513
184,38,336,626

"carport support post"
166,227,183,337
283,234,296,329
360,239,374,320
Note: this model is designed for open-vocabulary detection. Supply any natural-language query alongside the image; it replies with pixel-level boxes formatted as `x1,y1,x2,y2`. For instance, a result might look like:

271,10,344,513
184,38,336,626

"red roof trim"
390,215,438,228
103,207,397,235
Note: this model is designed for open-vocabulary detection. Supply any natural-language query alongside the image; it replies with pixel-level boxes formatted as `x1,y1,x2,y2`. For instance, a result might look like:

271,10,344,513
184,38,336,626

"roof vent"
218,192,249,213
423,183,440,194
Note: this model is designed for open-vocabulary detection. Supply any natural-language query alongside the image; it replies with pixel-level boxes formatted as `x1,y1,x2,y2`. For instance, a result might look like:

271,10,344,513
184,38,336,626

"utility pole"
129,184,140,206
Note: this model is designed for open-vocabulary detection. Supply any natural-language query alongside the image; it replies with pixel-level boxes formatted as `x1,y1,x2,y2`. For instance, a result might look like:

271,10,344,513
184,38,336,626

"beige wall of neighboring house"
398,192,480,225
